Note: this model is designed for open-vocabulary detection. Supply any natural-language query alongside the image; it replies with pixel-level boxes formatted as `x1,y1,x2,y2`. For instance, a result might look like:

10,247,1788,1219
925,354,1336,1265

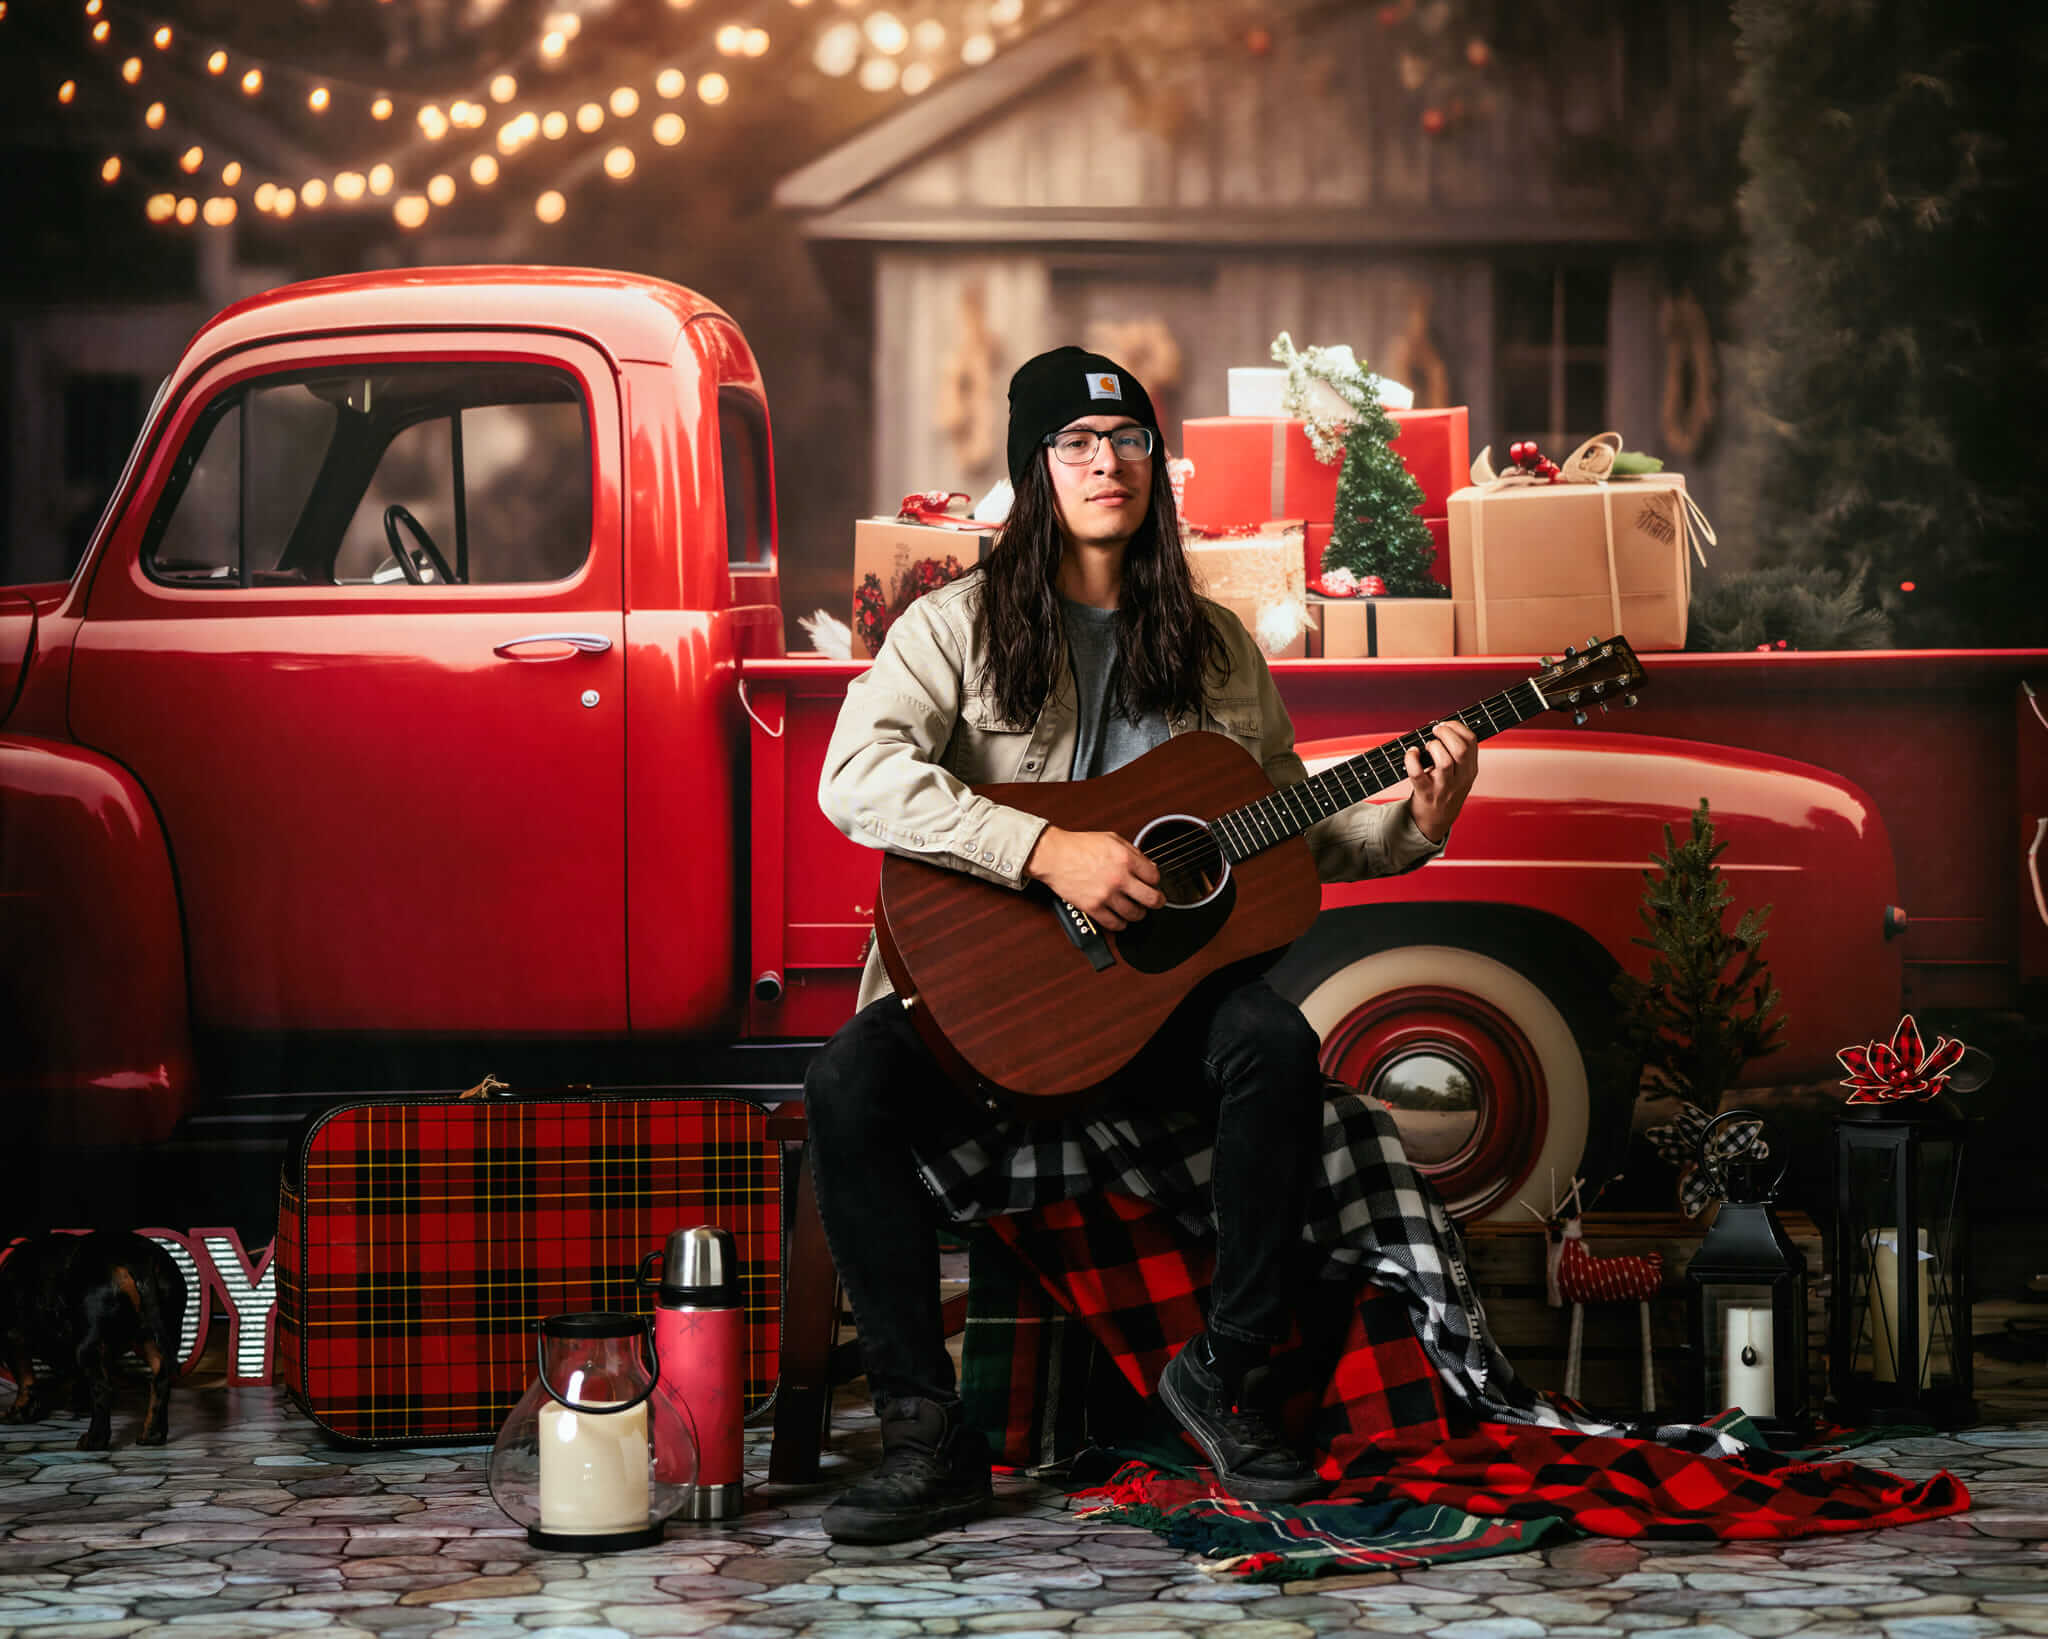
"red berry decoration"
1361,574,1388,597
1420,107,1446,135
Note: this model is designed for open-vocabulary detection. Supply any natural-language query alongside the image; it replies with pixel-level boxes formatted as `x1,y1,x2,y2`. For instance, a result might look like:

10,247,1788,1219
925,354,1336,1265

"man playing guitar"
807,346,1479,1542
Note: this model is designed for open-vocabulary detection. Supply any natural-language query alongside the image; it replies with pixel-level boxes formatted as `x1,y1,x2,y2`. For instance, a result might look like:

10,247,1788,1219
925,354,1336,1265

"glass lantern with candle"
488,1312,698,1551
1828,1015,1981,1426
1685,1109,1810,1442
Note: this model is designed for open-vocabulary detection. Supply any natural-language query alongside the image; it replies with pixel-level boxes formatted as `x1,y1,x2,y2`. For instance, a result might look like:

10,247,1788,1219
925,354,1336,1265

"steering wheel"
382,504,455,585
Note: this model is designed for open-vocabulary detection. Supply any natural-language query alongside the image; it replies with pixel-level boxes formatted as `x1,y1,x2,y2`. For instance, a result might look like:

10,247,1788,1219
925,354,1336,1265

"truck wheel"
1293,943,1592,1224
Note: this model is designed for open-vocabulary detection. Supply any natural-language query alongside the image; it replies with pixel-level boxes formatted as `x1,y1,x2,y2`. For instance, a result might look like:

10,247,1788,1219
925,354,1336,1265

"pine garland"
1687,562,1894,651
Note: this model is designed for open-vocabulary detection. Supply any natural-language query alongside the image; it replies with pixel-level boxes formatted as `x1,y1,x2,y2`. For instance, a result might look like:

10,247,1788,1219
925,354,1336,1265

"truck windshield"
141,361,592,589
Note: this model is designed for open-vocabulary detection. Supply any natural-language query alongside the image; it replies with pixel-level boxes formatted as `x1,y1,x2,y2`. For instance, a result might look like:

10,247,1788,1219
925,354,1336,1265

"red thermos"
640,1225,745,1520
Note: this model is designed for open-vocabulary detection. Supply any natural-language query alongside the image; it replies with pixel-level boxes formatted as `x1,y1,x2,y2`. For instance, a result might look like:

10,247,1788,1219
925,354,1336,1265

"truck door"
70,334,629,1037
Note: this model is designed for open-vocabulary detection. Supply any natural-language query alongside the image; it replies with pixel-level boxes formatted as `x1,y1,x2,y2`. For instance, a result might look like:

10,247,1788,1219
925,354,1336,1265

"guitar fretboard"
1209,679,1548,864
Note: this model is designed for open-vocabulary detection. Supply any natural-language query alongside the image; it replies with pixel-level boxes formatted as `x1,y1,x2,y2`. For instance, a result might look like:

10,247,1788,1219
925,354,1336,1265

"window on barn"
1495,265,1611,456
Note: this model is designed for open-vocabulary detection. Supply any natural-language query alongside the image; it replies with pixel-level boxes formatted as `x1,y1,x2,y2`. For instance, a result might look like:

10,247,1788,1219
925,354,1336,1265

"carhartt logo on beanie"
1006,346,1159,488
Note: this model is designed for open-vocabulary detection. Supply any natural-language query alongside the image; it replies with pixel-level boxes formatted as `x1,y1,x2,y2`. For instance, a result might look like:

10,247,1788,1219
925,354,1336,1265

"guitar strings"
1134,681,1547,879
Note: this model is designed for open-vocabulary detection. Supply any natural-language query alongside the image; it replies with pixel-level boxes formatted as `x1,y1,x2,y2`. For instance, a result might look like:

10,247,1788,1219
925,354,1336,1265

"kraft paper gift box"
1446,473,1696,655
1181,409,1472,531
852,517,993,659
1185,521,1309,659
1308,596,1456,660
1306,518,1452,591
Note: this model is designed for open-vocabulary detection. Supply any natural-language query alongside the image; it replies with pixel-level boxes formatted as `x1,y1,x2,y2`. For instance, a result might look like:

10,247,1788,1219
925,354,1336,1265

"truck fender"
1265,904,1623,1225
0,735,195,1146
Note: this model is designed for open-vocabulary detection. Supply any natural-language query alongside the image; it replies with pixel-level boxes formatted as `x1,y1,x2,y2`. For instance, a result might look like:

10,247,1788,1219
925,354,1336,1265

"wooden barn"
774,2,1737,538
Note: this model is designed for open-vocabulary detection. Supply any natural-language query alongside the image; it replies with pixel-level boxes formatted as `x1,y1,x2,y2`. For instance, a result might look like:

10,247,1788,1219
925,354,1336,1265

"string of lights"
21,0,1047,232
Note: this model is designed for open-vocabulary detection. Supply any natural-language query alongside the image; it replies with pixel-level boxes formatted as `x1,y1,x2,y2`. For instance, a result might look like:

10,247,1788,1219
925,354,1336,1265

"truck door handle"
492,632,614,657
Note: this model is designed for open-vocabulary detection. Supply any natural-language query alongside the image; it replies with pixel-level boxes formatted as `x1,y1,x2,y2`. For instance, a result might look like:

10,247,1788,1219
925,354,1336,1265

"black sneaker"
1157,1334,1326,1503
821,1396,994,1544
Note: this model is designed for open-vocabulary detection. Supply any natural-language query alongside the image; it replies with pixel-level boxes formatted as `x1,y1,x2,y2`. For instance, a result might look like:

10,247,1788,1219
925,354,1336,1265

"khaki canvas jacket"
820,573,1444,1009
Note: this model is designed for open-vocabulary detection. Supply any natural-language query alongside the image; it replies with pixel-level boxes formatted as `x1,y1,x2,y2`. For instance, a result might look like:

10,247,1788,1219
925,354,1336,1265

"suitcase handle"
534,1316,661,1414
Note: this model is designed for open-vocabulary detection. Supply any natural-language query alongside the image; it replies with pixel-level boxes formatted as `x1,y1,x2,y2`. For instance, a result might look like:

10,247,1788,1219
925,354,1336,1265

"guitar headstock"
1532,636,1647,722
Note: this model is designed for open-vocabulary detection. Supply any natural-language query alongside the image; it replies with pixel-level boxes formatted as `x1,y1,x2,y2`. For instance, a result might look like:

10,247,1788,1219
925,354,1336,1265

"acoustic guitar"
874,637,1648,1108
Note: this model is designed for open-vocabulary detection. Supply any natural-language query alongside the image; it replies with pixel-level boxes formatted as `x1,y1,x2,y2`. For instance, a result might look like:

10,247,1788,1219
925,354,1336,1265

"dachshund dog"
0,1232,186,1449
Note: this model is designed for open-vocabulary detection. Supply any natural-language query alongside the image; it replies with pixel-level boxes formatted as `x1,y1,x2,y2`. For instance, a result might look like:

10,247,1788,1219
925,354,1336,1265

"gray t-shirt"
1062,599,1169,779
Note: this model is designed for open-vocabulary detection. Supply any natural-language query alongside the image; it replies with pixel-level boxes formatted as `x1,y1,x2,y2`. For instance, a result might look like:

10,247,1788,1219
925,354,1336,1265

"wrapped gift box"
1308,595,1455,659
1446,474,1695,655
1186,521,1308,659
1181,408,1471,531
1306,517,1451,592
852,517,993,659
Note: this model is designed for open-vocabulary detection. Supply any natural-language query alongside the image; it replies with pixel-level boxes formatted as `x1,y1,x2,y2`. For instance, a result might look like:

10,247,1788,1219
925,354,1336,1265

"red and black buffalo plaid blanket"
925,1088,1967,1578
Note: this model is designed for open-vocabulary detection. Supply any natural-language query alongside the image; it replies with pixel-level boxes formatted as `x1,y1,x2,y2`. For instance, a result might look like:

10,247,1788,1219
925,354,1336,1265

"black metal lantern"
1686,1110,1810,1441
1830,1106,1975,1425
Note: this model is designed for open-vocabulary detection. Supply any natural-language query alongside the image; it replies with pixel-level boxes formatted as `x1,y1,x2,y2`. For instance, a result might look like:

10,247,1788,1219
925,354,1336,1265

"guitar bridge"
1053,895,1116,972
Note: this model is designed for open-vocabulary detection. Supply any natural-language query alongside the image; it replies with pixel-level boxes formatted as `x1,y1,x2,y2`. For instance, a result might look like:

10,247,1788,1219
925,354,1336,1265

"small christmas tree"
1270,334,1443,597
1614,799,1786,1116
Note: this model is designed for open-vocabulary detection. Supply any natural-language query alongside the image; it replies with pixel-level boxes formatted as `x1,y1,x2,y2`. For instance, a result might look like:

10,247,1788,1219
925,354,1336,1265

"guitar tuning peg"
1564,644,1576,658
1573,709,1588,726
1598,701,1610,714
1541,655,1555,668
1624,692,1639,708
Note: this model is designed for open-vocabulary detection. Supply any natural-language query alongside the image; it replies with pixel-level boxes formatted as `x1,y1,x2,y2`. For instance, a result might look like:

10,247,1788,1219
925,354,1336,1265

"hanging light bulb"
152,25,172,48
988,0,1023,23
334,171,366,200
575,101,604,131
901,61,933,94
542,110,568,138
697,72,728,103
393,195,429,229
144,100,166,127
58,79,78,103
174,196,197,224
609,86,639,117
120,57,142,83
656,68,685,98
207,49,226,73
308,86,330,112
470,153,499,185
417,104,449,140
912,18,945,51
603,144,635,179
86,0,104,15
540,30,566,58
652,112,685,145
241,67,263,94
300,176,325,206
960,32,994,63
254,181,278,210
100,156,122,182
367,163,393,195
221,160,242,184
202,196,236,225
91,19,110,42
858,55,899,90
742,28,769,55
427,173,456,205
714,23,744,54
272,186,296,218
179,145,204,173
536,190,566,223
864,12,907,53
543,10,580,37
490,73,518,102
146,193,176,222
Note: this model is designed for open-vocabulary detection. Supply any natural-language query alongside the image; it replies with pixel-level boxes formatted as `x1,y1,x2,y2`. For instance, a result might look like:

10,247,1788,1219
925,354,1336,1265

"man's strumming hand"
1405,718,1479,845
1024,826,1162,931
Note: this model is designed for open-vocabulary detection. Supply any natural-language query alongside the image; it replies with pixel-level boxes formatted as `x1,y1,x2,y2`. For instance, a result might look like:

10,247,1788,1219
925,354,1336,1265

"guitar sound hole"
1135,814,1229,909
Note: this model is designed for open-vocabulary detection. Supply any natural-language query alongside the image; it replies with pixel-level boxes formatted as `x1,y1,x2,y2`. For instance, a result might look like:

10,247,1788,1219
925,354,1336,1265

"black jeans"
802,974,1327,1405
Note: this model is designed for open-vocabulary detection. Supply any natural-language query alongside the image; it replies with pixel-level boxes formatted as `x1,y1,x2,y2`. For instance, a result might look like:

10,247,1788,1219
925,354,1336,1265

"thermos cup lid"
658,1225,738,1307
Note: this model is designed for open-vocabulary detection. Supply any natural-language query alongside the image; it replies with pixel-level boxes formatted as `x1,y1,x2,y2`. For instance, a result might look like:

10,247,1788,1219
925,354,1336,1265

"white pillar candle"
1721,1304,1775,1418
537,1399,650,1534
1869,1228,1933,1387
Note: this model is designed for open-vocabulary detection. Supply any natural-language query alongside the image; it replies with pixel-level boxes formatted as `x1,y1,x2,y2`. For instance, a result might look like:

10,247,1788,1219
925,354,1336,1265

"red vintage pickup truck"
3,267,2041,1230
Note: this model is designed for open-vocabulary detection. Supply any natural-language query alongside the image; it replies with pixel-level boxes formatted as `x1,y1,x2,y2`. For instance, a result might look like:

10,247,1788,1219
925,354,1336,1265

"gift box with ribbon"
1184,520,1311,660
1308,594,1456,659
851,492,995,659
1446,433,1714,656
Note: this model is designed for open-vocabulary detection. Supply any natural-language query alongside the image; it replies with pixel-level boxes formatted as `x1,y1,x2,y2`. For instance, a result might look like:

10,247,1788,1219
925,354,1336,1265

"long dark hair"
971,450,1228,729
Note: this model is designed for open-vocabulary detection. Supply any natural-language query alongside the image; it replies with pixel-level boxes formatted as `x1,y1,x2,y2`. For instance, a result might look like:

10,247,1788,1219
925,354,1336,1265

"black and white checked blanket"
914,1081,1753,1462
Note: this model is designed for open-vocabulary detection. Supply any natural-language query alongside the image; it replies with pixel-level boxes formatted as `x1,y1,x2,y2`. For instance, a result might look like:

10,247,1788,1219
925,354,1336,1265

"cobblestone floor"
2,1333,2043,1639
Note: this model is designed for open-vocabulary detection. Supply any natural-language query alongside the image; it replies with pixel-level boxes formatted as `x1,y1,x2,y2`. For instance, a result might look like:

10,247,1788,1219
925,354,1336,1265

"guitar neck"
1211,676,1551,864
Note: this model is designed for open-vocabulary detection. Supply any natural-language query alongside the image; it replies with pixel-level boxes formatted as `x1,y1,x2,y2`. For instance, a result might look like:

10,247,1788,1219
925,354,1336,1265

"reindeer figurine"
1524,1174,1665,1411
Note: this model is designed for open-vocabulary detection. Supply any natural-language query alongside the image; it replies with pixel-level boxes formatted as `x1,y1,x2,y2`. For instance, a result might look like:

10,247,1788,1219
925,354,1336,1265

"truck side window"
718,387,773,570
144,362,592,589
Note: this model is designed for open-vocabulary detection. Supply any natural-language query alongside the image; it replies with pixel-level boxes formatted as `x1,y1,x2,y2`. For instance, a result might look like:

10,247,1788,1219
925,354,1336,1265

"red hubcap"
1318,984,1549,1218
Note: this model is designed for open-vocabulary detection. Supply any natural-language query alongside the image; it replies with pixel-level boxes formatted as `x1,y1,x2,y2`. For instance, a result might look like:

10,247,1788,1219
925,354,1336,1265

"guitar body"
875,732,1323,1105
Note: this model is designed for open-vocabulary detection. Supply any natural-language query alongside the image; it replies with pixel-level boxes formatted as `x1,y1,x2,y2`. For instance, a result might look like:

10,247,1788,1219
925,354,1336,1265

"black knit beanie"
1005,346,1159,490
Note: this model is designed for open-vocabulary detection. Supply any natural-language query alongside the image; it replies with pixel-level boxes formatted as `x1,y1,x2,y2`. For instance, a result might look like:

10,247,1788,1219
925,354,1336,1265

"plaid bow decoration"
1645,1101,1770,1219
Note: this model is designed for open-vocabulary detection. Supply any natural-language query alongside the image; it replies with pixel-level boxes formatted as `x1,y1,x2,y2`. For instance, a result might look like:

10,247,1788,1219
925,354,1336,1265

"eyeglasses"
1044,425,1155,465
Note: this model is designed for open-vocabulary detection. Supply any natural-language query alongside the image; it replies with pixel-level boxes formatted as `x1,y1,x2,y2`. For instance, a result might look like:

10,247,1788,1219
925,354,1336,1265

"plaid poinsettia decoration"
1837,1013,1967,1105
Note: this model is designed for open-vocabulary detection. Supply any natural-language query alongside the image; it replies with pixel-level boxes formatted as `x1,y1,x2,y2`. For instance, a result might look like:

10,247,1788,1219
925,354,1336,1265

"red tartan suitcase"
275,1090,782,1446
